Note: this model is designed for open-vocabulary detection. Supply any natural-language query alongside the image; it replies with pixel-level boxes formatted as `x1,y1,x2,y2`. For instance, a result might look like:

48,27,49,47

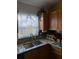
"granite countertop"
40,39,61,48
17,39,61,54
17,40,48,54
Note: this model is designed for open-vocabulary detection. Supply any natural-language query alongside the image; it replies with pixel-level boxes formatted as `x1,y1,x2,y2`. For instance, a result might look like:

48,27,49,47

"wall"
17,1,40,15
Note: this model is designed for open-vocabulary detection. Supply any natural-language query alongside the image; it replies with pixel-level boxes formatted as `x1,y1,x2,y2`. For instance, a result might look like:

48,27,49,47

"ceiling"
17,0,58,8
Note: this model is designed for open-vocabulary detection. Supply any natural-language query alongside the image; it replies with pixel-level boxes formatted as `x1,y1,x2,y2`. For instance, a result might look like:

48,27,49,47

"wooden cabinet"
39,12,49,32
39,8,61,32
50,46,62,59
18,44,61,59
24,44,51,59
43,12,49,32
49,11,58,30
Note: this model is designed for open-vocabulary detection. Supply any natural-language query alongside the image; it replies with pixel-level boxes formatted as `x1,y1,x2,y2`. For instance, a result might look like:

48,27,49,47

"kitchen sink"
32,40,42,46
23,42,34,49
23,41,42,49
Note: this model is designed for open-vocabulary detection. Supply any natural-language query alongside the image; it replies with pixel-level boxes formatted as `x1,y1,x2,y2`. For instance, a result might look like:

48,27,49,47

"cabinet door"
49,11,58,30
24,44,50,59
53,53,61,59
50,46,62,59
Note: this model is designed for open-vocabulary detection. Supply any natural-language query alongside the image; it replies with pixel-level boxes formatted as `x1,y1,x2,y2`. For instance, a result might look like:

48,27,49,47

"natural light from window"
18,14,39,39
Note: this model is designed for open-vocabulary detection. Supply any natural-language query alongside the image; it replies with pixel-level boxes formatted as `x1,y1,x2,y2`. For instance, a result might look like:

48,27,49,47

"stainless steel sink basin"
32,40,42,46
23,42,34,49
23,41,42,49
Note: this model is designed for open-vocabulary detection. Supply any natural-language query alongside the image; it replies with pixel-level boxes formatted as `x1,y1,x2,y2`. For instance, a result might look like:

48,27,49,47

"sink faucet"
30,34,36,41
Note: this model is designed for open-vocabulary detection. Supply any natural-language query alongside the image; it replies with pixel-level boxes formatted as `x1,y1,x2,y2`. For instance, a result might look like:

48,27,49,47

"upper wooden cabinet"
43,12,49,32
49,9,62,32
49,10,58,30
39,8,61,32
39,1,62,32
40,10,61,32
39,13,44,31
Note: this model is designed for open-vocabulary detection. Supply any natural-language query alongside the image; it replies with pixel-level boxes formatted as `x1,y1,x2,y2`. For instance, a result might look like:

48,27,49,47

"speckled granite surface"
17,39,61,54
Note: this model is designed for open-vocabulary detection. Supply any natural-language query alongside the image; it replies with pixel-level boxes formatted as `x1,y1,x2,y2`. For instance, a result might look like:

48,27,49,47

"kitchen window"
18,14,39,39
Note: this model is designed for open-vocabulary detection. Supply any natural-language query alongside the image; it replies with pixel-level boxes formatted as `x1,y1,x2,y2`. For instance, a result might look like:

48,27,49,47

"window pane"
18,14,39,39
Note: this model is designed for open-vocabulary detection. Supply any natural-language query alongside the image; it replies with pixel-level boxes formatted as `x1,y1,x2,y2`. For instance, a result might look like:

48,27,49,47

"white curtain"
18,14,39,39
